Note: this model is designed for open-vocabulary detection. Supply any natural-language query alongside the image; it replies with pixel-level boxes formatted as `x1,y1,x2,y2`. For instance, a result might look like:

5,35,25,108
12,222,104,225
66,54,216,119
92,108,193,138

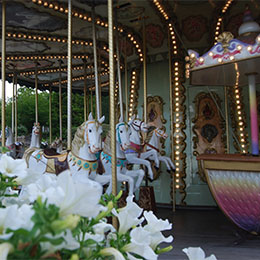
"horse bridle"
131,120,144,132
85,120,101,150
116,122,128,150
155,128,165,138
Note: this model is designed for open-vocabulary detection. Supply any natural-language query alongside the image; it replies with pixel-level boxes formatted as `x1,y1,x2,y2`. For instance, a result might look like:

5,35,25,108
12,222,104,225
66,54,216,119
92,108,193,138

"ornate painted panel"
192,92,226,182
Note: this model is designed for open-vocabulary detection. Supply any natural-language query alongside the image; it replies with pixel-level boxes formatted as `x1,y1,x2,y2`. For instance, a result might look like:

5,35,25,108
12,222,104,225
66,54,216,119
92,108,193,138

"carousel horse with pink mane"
145,127,175,172
100,117,145,196
125,115,160,180
0,126,24,159
23,113,106,184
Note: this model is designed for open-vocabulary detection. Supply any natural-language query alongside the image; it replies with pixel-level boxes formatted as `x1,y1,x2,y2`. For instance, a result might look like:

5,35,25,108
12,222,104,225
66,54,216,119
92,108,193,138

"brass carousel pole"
224,86,230,153
143,18,147,123
90,78,93,113
108,0,117,228
92,5,100,119
59,60,62,140
14,73,18,142
124,37,128,120
168,30,175,212
35,63,39,124
49,86,52,144
12,74,15,134
98,51,102,116
67,0,72,150
1,0,6,147
115,10,123,119
83,59,87,121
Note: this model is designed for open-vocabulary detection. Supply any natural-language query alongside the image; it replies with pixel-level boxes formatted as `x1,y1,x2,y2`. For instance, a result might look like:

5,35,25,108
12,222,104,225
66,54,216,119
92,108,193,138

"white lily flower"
123,227,157,260
182,247,218,260
74,221,115,244
0,242,14,260
149,231,173,250
93,221,115,237
143,210,172,233
0,154,27,178
18,174,59,203
41,229,80,256
126,252,143,260
15,167,43,186
112,195,144,234
100,247,125,260
46,170,103,217
0,204,34,240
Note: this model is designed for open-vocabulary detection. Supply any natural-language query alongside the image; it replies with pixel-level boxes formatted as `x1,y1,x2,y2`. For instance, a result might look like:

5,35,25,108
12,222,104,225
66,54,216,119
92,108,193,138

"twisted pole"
67,0,72,150
108,0,117,228
1,1,6,147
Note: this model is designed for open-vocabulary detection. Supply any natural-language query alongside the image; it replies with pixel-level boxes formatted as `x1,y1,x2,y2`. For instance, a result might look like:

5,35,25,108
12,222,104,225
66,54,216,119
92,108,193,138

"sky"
0,80,20,99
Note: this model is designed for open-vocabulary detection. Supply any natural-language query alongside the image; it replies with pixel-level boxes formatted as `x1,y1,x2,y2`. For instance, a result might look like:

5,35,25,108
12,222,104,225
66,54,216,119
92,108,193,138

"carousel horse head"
116,116,131,151
72,112,105,156
5,126,12,138
50,137,63,153
32,122,41,136
154,127,168,140
0,126,12,139
51,137,62,148
128,115,149,133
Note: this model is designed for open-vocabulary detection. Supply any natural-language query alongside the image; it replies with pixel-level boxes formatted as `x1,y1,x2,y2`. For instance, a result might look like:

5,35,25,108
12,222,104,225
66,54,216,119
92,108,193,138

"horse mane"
72,121,86,156
103,131,111,155
144,126,157,144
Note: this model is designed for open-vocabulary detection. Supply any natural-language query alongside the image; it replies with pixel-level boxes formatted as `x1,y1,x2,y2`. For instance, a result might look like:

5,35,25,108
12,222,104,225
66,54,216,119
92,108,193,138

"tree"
1,86,110,142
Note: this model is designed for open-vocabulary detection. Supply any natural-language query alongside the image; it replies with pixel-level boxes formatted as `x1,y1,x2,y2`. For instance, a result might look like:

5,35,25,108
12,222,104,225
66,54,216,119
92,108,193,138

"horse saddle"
43,148,67,162
43,149,69,175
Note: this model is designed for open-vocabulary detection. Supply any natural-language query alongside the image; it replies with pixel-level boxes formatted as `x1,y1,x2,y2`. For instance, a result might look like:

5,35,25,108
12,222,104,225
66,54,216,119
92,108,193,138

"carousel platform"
156,206,260,260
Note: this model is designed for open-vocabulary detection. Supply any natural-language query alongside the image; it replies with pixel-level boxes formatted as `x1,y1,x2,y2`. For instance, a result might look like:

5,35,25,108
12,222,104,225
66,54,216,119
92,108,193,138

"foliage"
1,86,110,142
0,155,174,260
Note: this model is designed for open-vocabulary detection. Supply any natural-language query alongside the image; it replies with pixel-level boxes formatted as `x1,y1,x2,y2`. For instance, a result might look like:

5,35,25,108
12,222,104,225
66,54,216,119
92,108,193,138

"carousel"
1,0,260,254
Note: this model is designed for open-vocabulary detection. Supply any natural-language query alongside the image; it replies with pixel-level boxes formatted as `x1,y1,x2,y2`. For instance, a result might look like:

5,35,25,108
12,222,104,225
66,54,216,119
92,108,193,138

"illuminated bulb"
230,56,234,60
247,46,252,51
237,45,242,50
218,58,222,63
209,52,213,56
199,57,204,62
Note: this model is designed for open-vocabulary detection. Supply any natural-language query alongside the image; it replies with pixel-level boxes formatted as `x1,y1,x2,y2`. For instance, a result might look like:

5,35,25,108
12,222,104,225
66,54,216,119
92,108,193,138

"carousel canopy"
0,0,259,92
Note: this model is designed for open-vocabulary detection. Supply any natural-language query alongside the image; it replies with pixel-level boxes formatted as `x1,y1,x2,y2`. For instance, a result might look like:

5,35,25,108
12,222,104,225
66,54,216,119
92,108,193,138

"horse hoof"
167,169,171,173
154,166,159,171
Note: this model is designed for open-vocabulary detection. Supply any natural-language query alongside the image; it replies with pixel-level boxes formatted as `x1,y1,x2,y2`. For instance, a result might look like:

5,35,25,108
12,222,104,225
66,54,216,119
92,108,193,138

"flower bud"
51,214,80,232
0,242,14,260
70,254,79,260
156,245,173,254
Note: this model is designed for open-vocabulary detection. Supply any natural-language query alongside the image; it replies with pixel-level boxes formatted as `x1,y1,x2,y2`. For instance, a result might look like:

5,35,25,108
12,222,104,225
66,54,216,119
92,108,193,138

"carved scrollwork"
192,92,226,182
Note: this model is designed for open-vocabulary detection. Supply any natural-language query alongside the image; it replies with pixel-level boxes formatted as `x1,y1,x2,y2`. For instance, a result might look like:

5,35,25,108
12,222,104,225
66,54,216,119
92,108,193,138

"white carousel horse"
100,118,145,196
29,122,41,149
23,113,105,183
125,115,160,180
145,127,175,172
50,137,63,153
1,126,24,159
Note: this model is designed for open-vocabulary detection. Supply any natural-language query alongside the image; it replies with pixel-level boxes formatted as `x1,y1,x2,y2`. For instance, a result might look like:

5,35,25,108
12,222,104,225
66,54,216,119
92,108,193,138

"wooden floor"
155,206,260,260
